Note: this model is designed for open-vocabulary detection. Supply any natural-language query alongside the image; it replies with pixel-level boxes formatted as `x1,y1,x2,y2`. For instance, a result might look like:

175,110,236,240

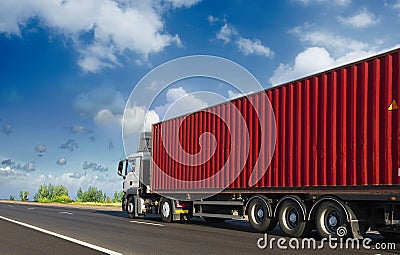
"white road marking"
129,220,165,227
0,215,122,255
27,207,36,210
59,211,74,215
7,205,13,207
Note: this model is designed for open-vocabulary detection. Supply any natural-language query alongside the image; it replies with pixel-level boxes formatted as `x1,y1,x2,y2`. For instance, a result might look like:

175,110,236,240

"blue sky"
0,0,399,199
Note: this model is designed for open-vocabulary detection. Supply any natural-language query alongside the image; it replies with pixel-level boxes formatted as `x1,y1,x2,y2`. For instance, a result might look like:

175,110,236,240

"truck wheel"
315,201,349,238
248,197,277,232
127,196,136,219
278,200,310,237
160,199,173,223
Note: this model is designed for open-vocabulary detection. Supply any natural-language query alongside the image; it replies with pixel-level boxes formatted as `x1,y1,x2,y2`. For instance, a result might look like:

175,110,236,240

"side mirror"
118,160,125,176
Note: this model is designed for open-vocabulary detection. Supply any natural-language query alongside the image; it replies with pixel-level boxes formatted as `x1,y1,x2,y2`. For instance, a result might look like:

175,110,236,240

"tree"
112,191,118,203
19,190,28,201
34,184,71,203
112,191,124,203
77,186,106,203
23,191,29,201
77,187,83,201
9,195,14,201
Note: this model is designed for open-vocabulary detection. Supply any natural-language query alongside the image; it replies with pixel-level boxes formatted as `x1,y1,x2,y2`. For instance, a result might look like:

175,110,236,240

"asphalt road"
0,202,399,255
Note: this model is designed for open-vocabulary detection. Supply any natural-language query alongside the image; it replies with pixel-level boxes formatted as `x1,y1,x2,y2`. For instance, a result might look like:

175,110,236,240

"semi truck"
117,48,400,239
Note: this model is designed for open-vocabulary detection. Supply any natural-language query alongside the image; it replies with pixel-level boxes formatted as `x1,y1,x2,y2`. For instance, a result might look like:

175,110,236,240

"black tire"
248,197,277,232
278,199,310,237
315,201,349,238
127,196,136,219
160,199,173,223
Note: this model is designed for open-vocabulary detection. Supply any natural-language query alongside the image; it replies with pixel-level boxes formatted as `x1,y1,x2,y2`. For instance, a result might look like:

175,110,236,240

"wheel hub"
162,202,170,217
128,202,134,213
289,212,297,223
257,209,264,218
328,215,338,227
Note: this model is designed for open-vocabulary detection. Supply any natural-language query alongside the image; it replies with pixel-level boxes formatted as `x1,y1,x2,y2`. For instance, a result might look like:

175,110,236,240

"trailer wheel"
278,200,309,237
315,201,349,238
160,199,173,223
248,197,277,232
127,196,135,219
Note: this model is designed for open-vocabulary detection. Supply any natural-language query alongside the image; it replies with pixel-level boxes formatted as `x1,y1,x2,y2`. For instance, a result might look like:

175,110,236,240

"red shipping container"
152,49,400,193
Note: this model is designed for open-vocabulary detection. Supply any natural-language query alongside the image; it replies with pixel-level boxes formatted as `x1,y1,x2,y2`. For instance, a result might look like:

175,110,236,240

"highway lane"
0,218,106,255
0,202,398,255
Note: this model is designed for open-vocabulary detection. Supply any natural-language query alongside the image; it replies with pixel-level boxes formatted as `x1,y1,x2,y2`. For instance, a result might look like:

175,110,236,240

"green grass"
70,201,120,207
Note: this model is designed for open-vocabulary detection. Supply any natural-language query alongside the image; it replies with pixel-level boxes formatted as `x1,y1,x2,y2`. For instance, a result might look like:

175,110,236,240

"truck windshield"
128,157,141,174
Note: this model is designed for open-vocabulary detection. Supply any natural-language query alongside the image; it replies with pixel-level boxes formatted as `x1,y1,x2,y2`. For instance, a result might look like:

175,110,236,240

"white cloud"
77,44,120,73
95,103,159,135
276,23,383,84
144,110,160,131
293,0,351,6
333,49,377,65
0,0,190,72
338,8,379,28
94,109,122,128
163,0,201,8
270,46,378,85
123,106,159,135
216,22,274,58
270,47,334,85
67,125,92,135
0,166,26,177
207,15,219,25
121,87,208,152
300,31,367,53
216,23,237,43
290,25,370,56
122,106,145,134
69,171,86,179
74,84,125,117
155,87,208,120
236,37,274,58
227,90,244,100
94,106,159,133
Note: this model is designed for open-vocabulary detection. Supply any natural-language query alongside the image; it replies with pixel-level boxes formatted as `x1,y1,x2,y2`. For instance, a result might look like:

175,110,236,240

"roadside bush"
38,197,51,203
19,190,29,201
51,195,71,203
34,184,71,203
112,191,124,203
9,195,14,201
76,186,106,203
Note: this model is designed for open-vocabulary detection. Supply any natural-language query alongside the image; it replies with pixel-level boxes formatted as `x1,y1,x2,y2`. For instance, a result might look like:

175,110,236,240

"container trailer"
118,48,400,239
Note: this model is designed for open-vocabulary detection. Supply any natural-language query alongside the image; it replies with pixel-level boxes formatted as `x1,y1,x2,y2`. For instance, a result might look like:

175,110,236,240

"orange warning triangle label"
388,99,398,111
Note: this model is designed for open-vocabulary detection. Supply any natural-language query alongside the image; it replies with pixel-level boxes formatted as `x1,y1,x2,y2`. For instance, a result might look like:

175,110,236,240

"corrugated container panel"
152,49,400,192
